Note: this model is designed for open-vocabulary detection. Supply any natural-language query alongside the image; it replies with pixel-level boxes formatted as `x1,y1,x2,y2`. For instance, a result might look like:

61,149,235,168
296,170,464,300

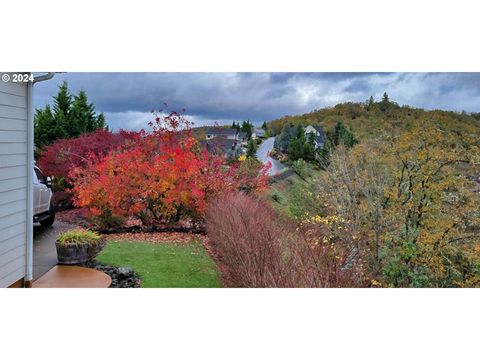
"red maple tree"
37,129,141,181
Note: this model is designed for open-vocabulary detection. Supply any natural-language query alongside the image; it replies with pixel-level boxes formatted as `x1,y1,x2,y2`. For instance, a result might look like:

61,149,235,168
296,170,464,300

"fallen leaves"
103,231,206,245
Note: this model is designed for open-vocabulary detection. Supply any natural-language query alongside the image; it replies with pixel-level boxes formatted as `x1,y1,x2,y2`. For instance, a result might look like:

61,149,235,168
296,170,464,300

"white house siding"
0,77,28,287
304,125,317,136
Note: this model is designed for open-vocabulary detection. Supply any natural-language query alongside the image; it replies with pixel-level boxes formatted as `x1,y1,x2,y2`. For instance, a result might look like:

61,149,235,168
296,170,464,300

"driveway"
256,137,286,176
33,221,74,280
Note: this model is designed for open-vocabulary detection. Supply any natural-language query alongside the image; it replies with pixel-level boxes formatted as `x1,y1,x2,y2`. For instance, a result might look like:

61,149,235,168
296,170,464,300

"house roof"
315,134,324,144
237,131,247,139
200,137,238,155
305,125,325,144
312,125,324,134
206,127,237,136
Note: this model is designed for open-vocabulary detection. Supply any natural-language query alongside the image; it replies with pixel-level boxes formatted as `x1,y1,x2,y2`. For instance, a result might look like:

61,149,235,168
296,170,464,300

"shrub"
92,211,126,230
37,129,140,180
232,158,270,194
292,159,312,180
57,229,101,246
70,112,269,229
37,129,141,210
246,138,257,158
205,192,364,287
206,192,292,287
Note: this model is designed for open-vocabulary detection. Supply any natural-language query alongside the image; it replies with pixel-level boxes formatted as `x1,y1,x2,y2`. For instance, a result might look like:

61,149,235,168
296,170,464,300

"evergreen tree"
34,81,71,149
274,124,295,152
96,113,108,130
295,123,305,141
332,121,345,145
52,81,72,121
246,125,253,139
34,82,108,149
246,138,257,158
288,137,303,161
367,95,374,110
232,121,237,129
302,141,315,162
382,92,390,103
261,121,268,130
241,120,253,139
70,90,99,135
344,126,358,147
329,121,358,148
288,124,315,162
52,110,69,142
379,92,391,112
34,105,67,149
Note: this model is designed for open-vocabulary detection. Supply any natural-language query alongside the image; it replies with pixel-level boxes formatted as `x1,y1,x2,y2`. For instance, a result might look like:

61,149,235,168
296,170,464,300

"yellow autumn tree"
384,120,480,286
317,119,480,287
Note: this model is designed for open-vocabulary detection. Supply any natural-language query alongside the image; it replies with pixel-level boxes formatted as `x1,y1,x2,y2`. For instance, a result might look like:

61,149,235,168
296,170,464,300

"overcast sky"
33,73,480,131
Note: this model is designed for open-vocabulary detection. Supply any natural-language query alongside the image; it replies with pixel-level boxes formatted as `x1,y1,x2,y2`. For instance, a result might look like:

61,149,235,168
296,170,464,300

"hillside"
264,97,480,287
267,98,480,143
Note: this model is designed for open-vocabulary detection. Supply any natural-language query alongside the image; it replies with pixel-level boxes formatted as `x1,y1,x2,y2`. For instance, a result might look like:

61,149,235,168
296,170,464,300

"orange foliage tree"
70,111,269,228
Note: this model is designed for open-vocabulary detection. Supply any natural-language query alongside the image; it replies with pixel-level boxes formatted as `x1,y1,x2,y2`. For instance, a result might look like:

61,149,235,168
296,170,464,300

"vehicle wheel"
40,201,55,227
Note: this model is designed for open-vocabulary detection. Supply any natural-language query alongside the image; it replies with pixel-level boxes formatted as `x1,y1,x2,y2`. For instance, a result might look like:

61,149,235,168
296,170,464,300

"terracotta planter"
56,241,105,265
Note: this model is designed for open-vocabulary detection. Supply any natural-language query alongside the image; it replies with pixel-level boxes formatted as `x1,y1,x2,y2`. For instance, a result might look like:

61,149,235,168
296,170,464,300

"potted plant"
56,229,105,265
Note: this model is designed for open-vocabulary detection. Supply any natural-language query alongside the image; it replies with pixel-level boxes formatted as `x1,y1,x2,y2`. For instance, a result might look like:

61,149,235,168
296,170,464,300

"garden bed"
81,261,142,288
56,208,91,227
103,231,206,244
56,208,207,234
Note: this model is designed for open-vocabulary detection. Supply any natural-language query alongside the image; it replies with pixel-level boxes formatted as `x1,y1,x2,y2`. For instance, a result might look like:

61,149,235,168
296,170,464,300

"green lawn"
96,240,222,288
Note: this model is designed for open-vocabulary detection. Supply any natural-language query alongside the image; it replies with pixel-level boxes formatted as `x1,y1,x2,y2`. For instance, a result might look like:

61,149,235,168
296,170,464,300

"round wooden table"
33,265,112,288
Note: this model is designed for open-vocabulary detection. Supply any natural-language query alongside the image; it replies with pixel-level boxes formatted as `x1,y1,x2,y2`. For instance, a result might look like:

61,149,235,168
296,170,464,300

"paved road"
256,137,286,176
33,221,74,280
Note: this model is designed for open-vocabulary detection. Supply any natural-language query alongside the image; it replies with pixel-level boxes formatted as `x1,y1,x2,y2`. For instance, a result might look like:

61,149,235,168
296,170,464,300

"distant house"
304,125,325,149
237,131,248,146
200,137,240,157
252,128,265,139
199,126,246,158
205,127,237,140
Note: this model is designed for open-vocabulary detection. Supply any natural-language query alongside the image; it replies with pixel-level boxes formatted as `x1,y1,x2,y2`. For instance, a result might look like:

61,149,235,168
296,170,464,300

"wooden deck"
32,265,112,288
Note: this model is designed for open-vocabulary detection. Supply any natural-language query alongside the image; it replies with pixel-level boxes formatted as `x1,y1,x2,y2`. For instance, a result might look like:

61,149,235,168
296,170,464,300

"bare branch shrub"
205,192,364,287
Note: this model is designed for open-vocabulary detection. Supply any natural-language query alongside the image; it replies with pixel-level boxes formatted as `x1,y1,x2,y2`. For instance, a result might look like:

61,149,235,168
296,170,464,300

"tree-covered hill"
265,95,480,287
267,95,480,143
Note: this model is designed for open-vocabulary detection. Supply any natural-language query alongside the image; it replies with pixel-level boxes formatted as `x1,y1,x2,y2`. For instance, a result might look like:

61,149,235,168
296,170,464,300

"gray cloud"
33,72,480,130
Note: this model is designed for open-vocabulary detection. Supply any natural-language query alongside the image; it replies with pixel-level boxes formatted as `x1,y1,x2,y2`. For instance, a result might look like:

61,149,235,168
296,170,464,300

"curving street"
256,137,286,176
